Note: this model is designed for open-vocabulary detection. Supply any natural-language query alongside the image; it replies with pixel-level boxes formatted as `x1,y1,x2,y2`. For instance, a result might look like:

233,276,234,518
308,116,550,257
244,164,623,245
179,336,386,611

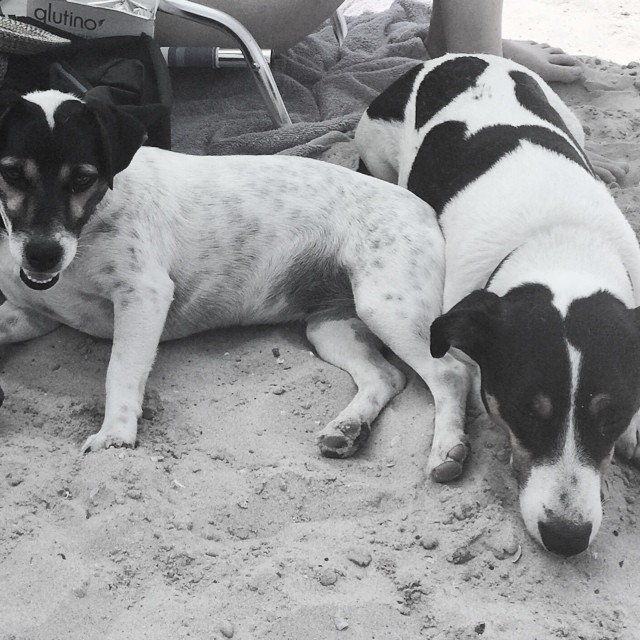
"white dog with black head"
356,54,640,556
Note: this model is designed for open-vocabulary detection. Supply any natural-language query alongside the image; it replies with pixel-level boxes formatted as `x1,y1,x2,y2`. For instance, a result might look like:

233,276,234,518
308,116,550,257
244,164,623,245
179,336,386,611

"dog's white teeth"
25,272,57,284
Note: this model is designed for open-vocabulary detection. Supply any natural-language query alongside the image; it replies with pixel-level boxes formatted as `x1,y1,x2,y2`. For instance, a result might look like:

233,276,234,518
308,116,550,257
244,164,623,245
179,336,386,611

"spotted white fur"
0,89,465,469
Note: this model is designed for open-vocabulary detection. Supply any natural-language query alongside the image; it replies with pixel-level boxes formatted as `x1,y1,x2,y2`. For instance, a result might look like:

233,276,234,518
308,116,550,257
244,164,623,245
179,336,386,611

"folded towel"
170,0,431,167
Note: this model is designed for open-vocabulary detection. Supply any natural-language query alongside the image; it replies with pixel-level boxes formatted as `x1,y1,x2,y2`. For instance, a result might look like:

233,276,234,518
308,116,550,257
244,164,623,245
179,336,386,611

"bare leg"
155,0,345,51
308,313,406,458
427,0,583,83
427,0,502,58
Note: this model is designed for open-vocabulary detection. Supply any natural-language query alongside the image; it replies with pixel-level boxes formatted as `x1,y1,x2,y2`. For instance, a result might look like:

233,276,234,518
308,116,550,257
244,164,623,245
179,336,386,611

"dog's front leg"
82,273,174,452
0,299,61,343
615,409,640,466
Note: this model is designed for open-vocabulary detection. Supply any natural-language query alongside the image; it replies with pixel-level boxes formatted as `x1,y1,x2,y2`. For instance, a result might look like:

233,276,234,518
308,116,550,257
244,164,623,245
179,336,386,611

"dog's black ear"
0,91,25,138
430,289,503,363
85,97,148,188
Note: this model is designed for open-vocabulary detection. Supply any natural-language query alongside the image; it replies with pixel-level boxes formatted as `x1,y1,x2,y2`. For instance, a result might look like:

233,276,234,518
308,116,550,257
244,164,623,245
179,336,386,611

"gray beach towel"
170,0,431,168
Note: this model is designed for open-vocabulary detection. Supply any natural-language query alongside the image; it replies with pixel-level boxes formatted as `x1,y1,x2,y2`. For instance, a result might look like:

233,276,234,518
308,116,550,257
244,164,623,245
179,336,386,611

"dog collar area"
20,269,60,291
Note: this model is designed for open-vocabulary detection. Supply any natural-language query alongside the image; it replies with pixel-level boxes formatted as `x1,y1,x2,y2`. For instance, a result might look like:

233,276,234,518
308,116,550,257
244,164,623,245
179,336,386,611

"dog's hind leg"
308,312,407,458
352,294,471,483
354,114,403,184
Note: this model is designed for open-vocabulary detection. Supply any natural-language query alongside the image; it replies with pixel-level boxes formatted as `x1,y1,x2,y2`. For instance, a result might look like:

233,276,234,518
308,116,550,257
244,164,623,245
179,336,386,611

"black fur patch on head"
566,291,640,463
414,56,489,130
484,284,571,460
408,122,591,215
434,285,640,467
0,96,107,234
432,285,571,460
366,63,422,122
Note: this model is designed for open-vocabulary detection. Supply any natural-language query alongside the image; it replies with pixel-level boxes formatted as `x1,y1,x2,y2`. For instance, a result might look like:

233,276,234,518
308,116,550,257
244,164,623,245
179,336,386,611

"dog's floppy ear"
430,289,503,363
0,91,25,139
85,97,148,188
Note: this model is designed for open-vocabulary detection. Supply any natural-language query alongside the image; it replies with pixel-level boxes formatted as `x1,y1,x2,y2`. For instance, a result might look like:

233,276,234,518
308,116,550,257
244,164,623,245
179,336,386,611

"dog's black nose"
25,238,63,272
539,519,592,557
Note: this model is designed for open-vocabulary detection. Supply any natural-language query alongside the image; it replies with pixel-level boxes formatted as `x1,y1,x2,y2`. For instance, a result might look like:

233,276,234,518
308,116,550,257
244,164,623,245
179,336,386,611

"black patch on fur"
414,56,489,130
408,122,591,215
488,285,571,460
566,291,640,464
509,71,569,133
509,70,593,174
267,253,354,317
484,248,518,290
366,64,422,122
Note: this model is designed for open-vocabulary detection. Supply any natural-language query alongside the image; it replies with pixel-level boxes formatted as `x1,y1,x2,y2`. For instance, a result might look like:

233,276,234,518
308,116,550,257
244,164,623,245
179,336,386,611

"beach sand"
1,1,639,638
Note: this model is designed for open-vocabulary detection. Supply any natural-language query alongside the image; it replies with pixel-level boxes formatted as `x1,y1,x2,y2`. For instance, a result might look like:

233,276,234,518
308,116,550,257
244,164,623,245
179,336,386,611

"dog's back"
356,54,640,308
65,151,444,340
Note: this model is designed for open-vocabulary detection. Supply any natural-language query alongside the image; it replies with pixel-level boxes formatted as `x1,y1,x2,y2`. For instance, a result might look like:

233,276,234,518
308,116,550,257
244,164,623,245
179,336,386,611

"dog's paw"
316,419,371,458
427,442,469,483
615,419,640,466
81,429,136,453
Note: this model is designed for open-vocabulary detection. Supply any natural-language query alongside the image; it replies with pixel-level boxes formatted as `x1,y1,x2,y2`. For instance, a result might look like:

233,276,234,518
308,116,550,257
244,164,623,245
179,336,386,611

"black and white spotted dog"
356,54,640,556
0,89,469,479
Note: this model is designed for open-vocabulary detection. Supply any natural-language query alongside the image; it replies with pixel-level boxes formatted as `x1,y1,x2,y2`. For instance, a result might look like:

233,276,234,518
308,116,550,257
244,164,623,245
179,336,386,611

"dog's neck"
487,224,636,310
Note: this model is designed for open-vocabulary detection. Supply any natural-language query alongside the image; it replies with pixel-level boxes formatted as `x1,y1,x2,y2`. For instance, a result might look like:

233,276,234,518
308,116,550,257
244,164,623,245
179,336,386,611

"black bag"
2,33,172,149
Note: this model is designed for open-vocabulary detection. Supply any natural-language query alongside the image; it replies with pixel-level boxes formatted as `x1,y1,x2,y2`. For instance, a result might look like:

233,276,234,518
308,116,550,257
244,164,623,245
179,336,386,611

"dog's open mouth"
20,269,60,291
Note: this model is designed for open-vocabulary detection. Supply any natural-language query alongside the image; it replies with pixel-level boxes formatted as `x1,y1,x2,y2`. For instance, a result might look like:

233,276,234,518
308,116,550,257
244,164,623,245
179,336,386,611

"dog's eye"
511,403,539,422
0,165,26,187
70,174,97,193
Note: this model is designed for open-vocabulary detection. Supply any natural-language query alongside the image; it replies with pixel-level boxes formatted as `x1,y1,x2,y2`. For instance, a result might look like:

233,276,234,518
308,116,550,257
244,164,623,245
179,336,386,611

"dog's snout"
538,519,592,557
25,238,63,272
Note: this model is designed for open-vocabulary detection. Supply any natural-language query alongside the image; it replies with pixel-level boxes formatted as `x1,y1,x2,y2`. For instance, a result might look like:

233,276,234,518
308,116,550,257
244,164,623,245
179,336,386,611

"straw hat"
0,15,71,80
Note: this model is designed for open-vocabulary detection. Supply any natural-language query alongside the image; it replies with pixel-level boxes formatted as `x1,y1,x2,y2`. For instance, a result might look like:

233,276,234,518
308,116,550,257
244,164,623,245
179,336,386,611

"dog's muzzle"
20,238,64,291
20,268,60,291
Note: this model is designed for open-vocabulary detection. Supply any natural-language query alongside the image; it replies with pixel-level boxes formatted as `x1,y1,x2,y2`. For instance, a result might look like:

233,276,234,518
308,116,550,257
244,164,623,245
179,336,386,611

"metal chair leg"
330,7,348,46
157,0,292,128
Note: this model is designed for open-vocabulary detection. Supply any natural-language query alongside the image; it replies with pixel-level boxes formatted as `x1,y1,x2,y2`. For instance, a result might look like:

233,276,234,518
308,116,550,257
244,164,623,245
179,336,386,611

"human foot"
586,149,630,184
503,40,584,83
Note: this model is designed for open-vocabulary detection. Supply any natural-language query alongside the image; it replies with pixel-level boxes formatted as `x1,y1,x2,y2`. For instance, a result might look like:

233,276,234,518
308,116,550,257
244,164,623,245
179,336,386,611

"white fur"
0,103,465,460
25,90,80,129
519,345,603,548
356,53,640,551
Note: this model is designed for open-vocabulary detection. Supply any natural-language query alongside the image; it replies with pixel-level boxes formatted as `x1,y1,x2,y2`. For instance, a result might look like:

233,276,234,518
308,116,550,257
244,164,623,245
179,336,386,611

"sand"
1,1,640,639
